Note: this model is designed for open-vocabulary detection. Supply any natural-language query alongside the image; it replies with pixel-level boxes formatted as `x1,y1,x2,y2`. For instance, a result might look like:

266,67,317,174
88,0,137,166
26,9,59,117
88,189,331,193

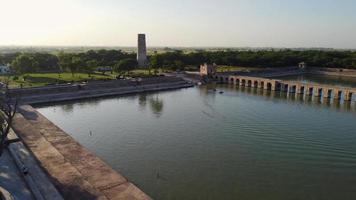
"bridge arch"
323,89,333,98
345,91,353,101
290,85,297,93
299,86,305,94
315,88,323,97
236,79,240,85
335,90,342,99
282,84,288,92
230,77,234,84
253,81,258,88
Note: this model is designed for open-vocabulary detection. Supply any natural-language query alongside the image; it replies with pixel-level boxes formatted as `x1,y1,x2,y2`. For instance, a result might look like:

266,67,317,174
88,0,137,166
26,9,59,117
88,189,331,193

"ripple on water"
36,85,356,200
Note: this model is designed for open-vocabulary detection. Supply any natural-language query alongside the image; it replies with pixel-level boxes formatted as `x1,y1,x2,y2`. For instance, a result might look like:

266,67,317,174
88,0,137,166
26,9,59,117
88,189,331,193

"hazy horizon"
0,45,354,50
1,0,356,48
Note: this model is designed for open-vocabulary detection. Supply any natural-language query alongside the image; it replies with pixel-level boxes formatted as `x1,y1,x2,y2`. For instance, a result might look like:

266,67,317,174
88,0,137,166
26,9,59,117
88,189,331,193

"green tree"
114,58,137,76
173,60,184,71
58,53,81,76
58,52,73,75
85,60,98,77
71,56,84,75
10,54,38,74
150,54,162,75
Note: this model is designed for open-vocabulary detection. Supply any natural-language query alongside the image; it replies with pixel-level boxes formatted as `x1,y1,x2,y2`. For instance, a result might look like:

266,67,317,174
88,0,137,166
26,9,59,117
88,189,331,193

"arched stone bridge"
214,75,356,101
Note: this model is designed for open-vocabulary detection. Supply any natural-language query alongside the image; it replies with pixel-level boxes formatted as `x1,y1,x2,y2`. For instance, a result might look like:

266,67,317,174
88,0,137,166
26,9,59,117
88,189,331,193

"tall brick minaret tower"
137,34,148,67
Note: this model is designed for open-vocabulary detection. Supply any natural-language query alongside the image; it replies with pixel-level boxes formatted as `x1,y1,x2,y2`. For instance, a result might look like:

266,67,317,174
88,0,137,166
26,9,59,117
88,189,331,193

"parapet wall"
9,77,184,97
8,77,191,104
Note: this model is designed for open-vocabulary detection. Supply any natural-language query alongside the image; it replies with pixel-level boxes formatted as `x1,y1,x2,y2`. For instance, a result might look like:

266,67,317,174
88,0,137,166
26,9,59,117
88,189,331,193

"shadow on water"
200,84,356,113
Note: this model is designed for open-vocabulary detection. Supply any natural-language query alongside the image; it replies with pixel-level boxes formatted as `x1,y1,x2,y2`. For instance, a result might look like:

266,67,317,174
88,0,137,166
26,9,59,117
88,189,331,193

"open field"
0,69,168,88
0,73,114,88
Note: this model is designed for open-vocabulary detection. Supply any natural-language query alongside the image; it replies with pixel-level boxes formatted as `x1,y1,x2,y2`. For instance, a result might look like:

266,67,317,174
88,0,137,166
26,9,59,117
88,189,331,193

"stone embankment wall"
10,77,193,104
9,76,193,199
12,105,152,200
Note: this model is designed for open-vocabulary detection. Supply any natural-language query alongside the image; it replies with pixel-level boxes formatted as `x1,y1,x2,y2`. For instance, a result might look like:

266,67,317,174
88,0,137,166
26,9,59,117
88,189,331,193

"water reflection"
36,93,165,117
61,104,74,113
138,94,147,110
77,99,100,108
149,95,164,117
137,93,164,117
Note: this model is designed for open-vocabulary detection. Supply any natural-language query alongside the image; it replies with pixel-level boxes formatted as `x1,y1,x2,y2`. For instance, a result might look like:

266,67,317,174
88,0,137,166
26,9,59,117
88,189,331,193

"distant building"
0,65,10,74
137,34,148,68
298,62,307,69
200,63,217,77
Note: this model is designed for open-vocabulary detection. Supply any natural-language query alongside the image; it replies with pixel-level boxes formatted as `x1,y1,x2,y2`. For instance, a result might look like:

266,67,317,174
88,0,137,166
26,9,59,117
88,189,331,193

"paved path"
0,149,34,200
12,105,152,200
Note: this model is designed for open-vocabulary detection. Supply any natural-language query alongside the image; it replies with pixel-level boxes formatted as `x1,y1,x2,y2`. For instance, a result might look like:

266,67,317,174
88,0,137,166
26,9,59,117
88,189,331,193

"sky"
0,0,356,48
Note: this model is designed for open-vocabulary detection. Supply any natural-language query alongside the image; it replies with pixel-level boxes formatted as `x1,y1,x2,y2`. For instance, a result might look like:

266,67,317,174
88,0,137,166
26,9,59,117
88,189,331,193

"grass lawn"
0,69,161,88
0,73,114,88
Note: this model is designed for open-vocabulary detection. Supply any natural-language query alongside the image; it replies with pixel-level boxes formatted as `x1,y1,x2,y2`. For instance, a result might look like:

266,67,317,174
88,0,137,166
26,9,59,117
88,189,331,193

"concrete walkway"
1,130,63,200
11,105,152,200
0,149,34,200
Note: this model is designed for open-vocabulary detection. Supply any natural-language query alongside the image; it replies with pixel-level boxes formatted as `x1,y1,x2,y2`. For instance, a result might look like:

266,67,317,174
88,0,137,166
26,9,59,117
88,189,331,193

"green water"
276,74,356,88
36,84,356,200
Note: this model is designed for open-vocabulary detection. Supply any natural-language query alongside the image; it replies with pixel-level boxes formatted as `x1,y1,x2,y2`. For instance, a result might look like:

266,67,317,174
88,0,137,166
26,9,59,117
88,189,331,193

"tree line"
1,49,356,74
0,50,137,75
149,50,356,70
